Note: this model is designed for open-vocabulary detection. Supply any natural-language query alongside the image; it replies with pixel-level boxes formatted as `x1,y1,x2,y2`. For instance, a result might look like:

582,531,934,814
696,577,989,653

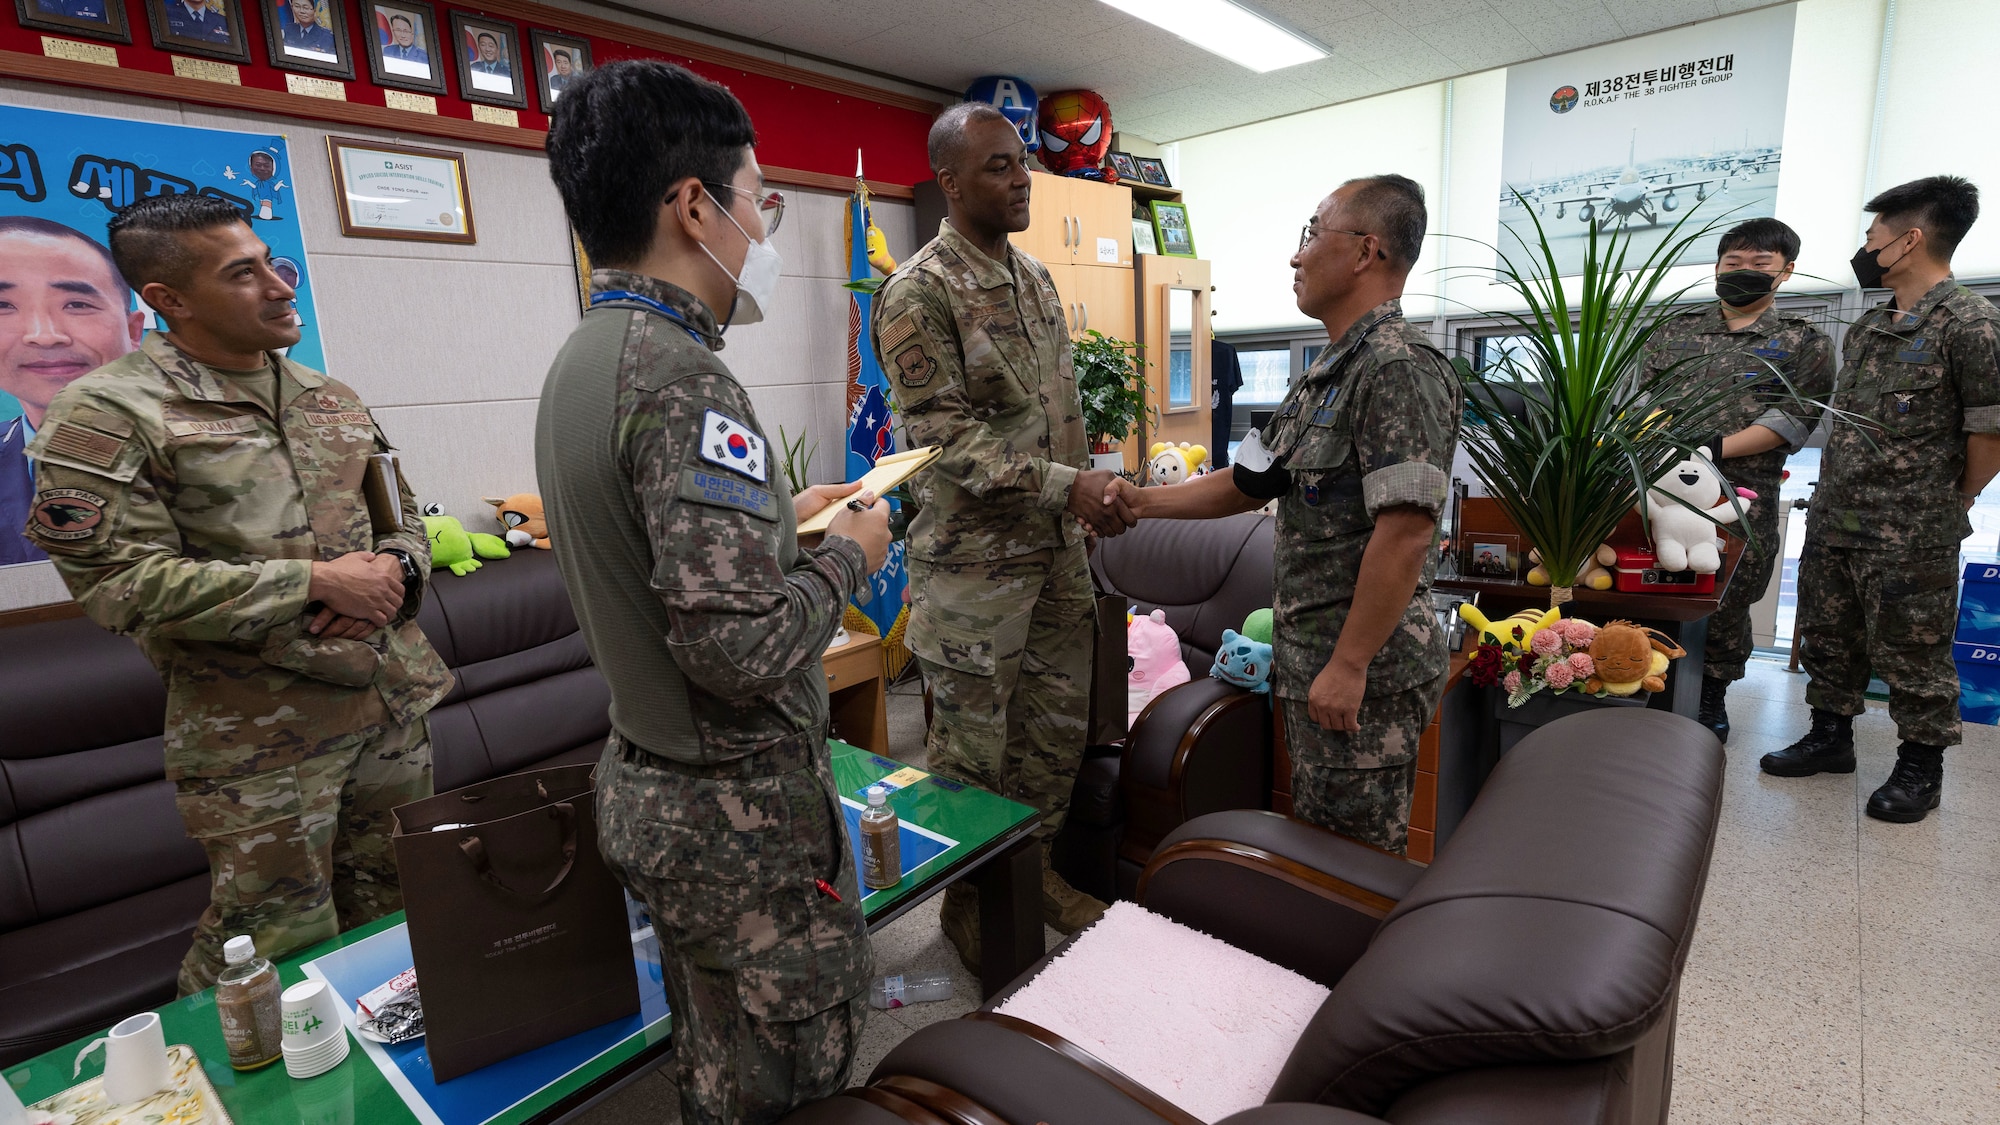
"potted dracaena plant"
1453,196,1828,607
1072,329,1149,472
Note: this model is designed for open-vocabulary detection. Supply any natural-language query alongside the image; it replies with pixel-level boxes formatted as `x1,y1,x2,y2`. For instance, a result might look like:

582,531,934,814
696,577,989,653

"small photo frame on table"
449,10,526,109
327,135,475,244
1149,199,1195,258
145,0,250,62
1131,218,1157,256
263,0,353,79
363,0,445,95
1465,533,1520,580
14,0,132,43
1134,156,1172,188
1107,151,1140,181
530,29,591,114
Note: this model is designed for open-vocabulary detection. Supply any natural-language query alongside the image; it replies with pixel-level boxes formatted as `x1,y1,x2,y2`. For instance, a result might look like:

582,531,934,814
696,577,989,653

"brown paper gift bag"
392,763,639,1081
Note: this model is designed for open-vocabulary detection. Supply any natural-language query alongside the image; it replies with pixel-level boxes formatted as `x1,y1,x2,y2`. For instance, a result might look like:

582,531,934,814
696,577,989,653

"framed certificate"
326,135,475,244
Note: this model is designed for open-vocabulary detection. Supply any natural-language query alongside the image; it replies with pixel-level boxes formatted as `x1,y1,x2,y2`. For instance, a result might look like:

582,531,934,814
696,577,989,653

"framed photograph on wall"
449,11,526,109
1134,156,1172,188
1149,200,1195,258
327,135,476,244
14,0,132,44
362,0,445,95
263,0,353,79
145,0,251,63
1107,151,1140,182
530,29,591,114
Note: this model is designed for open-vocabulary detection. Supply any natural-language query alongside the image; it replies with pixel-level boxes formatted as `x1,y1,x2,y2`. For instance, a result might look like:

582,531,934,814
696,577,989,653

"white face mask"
695,188,782,328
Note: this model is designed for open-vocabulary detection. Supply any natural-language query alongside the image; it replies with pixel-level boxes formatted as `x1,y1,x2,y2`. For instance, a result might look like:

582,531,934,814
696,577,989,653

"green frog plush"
423,514,511,576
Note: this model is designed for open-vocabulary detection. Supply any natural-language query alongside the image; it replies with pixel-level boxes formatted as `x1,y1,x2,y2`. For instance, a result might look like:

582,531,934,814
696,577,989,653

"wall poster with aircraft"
1498,3,1796,279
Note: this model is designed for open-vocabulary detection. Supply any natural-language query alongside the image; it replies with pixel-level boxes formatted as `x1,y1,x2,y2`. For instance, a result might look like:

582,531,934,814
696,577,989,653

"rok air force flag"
845,174,907,642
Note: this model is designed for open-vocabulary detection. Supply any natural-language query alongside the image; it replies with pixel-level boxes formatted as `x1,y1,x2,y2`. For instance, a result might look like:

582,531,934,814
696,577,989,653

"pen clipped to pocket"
362,452,405,536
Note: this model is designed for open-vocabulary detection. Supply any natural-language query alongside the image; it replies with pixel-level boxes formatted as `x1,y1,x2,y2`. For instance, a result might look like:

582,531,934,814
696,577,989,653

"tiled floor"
585,658,2000,1123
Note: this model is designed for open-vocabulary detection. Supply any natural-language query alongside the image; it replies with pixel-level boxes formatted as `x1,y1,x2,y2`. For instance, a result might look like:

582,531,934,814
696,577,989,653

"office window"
1236,347,1292,403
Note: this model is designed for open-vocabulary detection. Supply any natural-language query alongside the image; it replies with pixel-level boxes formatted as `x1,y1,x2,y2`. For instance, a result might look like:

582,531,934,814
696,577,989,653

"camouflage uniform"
536,270,872,1125
1259,300,1460,854
25,333,450,993
871,221,1094,848
1638,304,1833,681
1799,279,2000,747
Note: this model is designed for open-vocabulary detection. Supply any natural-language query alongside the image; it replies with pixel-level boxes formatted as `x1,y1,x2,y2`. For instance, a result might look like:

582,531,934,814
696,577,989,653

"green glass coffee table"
3,741,1039,1125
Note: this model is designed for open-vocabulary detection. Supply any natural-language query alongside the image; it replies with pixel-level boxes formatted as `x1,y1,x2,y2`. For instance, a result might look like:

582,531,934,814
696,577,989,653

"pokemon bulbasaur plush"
1210,627,1272,694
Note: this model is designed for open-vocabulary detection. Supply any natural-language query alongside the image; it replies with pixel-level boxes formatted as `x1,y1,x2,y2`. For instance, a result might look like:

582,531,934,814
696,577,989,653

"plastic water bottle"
870,972,954,1009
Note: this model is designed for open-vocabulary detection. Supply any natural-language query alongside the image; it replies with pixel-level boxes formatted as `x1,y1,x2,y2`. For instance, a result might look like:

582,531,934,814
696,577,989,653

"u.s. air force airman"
25,194,450,995
538,60,893,1125
871,102,1138,967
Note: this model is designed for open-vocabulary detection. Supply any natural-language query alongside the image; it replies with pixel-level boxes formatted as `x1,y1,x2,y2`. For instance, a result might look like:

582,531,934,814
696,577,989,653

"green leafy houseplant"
1073,329,1148,454
1456,200,1824,605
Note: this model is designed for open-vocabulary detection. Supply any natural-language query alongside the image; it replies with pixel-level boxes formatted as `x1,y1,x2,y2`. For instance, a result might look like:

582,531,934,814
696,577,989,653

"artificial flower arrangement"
1459,605,1684,707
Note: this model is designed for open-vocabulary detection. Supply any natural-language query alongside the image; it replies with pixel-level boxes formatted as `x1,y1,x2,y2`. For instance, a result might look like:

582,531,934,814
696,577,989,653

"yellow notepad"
797,446,941,535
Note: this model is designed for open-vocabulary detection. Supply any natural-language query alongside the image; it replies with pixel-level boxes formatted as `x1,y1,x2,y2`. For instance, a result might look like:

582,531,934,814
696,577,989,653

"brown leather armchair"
1057,510,1277,901
785,707,1724,1125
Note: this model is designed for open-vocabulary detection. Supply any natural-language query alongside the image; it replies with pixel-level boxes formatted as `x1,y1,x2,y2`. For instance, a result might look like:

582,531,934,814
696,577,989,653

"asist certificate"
333,141,471,238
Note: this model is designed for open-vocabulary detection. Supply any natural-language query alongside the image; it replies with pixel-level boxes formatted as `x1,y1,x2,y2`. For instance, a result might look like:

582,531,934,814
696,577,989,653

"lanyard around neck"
590,290,710,346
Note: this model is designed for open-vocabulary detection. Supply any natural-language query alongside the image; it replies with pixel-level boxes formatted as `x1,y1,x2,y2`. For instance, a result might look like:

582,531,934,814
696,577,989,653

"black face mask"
1715,269,1778,307
1850,244,1889,289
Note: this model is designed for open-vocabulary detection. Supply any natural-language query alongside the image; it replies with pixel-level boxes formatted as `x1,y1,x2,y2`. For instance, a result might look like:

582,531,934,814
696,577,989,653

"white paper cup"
72,1012,171,1105
280,982,341,1051
282,1031,349,1079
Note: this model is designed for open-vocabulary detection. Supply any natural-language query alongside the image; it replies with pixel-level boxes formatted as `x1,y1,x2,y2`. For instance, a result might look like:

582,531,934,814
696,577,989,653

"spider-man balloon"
1037,90,1114,179
964,75,1039,152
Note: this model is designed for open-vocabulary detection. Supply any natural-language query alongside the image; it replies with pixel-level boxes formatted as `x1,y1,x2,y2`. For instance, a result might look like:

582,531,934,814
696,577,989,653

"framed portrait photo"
327,135,476,243
363,0,445,95
14,0,132,44
1149,199,1195,258
145,0,250,63
1134,156,1172,188
449,11,526,109
263,0,353,80
530,29,591,115
1107,151,1140,182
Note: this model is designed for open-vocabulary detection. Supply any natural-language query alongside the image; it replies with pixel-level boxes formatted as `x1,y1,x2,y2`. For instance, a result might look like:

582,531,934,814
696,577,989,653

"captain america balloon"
964,75,1040,152
1036,90,1113,178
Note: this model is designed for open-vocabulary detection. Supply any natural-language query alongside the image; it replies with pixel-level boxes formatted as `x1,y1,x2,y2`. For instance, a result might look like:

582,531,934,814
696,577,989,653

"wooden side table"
823,632,890,755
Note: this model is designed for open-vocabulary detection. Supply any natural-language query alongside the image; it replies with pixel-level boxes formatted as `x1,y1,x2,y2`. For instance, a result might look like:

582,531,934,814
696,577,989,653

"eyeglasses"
1299,222,1372,252
706,183,787,236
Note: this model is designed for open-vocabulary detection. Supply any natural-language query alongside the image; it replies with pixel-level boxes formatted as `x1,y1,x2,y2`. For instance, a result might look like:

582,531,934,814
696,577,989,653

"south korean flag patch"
699,409,768,483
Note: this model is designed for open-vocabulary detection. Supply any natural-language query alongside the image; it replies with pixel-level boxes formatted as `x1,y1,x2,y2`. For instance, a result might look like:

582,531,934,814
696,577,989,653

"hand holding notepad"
795,446,941,535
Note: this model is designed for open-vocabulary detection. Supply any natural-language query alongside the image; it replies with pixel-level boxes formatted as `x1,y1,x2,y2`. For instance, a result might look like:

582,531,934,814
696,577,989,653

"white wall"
0,79,915,611
1179,0,1994,336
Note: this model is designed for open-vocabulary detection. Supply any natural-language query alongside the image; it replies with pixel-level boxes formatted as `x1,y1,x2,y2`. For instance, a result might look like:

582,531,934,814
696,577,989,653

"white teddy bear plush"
1147,441,1208,486
1640,451,1749,573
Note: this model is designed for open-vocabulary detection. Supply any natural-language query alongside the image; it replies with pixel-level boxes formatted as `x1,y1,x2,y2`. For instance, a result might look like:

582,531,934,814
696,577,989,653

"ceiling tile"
1244,0,1381,35
1413,12,1537,70
1502,10,1630,58
1491,0,1617,23
1601,0,1721,37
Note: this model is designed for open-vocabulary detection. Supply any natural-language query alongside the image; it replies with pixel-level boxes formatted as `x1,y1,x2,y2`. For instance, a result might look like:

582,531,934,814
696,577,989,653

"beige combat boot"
937,881,979,974
1042,861,1108,934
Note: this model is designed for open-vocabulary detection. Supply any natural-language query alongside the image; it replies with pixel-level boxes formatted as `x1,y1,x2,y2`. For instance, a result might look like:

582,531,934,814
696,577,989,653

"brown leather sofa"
1054,511,1277,902
0,549,608,1067
788,707,1724,1125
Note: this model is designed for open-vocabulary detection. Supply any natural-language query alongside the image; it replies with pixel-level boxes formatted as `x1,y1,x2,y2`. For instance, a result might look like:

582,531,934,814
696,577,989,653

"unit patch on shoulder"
42,420,127,469
31,488,107,540
880,312,936,388
698,409,768,483
678,467,778,521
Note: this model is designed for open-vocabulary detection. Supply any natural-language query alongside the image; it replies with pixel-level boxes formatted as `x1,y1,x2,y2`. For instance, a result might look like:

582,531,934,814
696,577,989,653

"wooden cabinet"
1020,172,1133,268
1068,263,1136,343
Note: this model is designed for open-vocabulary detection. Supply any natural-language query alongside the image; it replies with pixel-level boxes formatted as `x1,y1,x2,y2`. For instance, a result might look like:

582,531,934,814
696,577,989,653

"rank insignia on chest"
315,394,341,411
700,409,767,483
1894,393,1914,414
1303,481,1321,506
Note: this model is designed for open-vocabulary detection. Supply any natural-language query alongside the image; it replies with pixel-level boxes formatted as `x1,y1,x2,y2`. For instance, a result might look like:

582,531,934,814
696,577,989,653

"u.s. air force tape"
678,467,778,521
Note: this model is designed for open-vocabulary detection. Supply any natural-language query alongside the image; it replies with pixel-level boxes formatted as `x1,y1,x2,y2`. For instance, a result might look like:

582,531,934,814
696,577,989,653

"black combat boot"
1698,677,1731,743
1759,709,1855,776
1866,742,1944,823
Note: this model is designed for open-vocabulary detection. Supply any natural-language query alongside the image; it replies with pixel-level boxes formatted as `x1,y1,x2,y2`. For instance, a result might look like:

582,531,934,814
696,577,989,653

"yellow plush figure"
1458,604,1561,649
1146,441,1208,486
1526,544,1616,591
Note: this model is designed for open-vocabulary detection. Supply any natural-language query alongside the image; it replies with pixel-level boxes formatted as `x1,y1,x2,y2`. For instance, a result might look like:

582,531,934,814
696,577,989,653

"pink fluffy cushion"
993,901,1331,1122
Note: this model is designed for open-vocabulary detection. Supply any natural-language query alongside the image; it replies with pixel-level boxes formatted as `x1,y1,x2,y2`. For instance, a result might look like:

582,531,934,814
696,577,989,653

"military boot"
1043,868,1108,934
1698,677,1731,743
937,881,979,974
1866,742,1944,823
1759,709,1855,776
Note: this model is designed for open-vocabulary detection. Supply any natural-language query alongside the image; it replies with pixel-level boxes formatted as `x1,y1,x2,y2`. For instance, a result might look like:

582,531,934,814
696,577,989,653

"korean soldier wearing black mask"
1634,218,1833,741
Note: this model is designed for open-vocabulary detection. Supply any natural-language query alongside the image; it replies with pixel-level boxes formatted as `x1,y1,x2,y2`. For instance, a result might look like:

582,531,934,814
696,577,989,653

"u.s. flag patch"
699,409,768,483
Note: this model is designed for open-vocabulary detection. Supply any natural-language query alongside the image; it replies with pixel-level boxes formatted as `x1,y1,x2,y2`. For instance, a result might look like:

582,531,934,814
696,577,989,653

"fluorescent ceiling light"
1097,0,1326,73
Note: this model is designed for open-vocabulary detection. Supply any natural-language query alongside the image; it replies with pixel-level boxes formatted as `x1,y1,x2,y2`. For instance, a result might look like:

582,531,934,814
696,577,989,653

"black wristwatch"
380,547,420,599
